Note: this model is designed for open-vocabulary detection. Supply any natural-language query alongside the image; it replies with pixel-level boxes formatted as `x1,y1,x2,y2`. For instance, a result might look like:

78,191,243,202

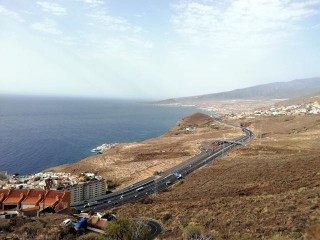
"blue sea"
0,95,201,175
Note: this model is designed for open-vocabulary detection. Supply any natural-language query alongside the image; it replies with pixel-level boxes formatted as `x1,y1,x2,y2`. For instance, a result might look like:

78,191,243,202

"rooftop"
21,189,44,205
3,189,29,204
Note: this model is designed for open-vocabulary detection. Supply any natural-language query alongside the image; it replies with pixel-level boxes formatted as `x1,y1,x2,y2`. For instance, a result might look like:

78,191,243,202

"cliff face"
45,113,241,187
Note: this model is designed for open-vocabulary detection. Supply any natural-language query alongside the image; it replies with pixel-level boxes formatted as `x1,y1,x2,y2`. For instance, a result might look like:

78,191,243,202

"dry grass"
46,113,242,188
111,115,320,239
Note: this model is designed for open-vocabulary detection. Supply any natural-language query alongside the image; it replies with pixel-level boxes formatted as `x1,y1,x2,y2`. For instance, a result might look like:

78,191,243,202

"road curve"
72,122,254,213
144,219,163,240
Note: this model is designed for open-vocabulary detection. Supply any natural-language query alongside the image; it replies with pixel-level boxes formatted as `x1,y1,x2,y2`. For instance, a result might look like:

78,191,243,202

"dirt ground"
46,113,242,188
111,115,320,239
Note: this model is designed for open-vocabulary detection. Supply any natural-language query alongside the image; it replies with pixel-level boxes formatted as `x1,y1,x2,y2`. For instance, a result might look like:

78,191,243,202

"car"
61,219,72,227
166,180,172,186
120,195,124,199
173,172,182,179
108,200,112,203
83,200,98,208
136,187,144,192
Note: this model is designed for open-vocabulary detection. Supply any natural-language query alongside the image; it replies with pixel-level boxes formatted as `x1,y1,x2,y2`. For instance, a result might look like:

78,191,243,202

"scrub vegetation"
113,115,320,239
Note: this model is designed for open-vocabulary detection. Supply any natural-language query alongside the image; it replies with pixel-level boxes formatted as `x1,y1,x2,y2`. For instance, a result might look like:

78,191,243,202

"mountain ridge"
158,77,320,103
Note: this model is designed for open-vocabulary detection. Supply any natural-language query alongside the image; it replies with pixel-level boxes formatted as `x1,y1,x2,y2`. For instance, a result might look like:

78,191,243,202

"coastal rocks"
91,143,118,154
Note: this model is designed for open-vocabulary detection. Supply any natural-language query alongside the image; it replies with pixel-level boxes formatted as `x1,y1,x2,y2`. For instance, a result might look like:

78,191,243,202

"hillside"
275,92,320,107
113,115,320,239
45,113,242,187
157,77,320,103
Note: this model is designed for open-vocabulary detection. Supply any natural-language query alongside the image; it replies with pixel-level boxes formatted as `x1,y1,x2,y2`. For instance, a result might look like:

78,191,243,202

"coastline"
45,112,242,188
0,97,201,175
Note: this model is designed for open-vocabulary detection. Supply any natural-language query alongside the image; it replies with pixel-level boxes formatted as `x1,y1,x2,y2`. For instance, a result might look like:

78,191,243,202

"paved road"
73,125,253,214
146,219,163,240
86,218,162,239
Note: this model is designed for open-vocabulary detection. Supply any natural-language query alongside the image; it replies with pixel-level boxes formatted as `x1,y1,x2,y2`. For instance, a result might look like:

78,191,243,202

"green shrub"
183,222,205,240
105,218,149,240
106,179,118,189
162,212,172,224
72,208,81,214
77,232,105,240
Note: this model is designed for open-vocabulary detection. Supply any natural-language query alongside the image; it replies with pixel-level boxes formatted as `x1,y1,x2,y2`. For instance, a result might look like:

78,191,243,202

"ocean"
0,95,201,175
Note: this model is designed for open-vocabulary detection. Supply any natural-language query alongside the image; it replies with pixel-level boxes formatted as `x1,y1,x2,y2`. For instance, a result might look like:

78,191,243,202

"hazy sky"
1,0,320,99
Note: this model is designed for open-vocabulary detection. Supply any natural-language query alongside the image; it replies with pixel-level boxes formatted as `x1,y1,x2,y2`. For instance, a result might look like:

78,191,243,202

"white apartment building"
68,180,106,205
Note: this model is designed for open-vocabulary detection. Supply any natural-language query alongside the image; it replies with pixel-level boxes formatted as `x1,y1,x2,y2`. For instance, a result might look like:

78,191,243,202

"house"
21,189,44,210
2,189,29,210
0,189,71,217
39,190,70,212
0,189,10,209
88,215,108,229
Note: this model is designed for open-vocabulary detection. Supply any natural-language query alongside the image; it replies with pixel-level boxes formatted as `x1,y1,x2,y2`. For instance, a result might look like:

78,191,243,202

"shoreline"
1,98,202,175
44,112,243,187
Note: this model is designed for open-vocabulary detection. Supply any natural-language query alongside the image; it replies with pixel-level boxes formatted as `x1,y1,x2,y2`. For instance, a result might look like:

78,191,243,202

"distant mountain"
159,77,320,103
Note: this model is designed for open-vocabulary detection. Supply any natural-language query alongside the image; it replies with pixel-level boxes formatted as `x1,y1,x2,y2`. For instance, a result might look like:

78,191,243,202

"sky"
0,0,320,99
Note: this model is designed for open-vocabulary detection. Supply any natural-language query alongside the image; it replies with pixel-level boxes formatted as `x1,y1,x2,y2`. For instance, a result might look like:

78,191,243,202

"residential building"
0,189,71,216
2,189,29,210
68,180,106,205
21,189,44,210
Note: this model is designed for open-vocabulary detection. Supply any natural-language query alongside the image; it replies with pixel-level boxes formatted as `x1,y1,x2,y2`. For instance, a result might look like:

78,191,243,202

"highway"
72,126,253,212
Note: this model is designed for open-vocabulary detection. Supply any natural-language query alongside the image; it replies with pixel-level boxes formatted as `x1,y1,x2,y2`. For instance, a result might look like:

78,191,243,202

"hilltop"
178,112,212,126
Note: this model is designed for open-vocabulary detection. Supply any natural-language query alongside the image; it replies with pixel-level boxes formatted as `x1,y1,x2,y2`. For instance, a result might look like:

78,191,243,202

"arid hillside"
113,115,320,239
46,113,242,187
275,93,320,107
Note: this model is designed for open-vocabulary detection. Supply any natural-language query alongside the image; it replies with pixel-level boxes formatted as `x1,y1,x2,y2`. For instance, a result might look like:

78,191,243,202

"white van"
61,219,72,227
